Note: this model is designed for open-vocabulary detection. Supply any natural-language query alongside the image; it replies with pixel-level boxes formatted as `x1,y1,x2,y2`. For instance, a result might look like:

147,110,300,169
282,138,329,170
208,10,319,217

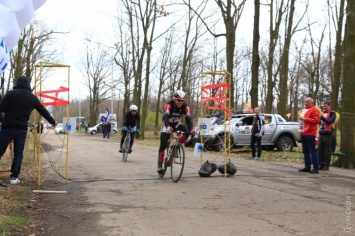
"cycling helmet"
173,90,186,100
129,104,138,111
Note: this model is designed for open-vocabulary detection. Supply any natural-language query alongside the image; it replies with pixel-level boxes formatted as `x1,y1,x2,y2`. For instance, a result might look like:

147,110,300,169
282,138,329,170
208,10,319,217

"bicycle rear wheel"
171,143,185,183
122,137,130,163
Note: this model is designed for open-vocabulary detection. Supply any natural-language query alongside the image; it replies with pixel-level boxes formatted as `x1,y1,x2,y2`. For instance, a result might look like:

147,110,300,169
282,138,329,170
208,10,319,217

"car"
195,113,301,152
54,123,64,134
87,122,118,135
186,114,246,147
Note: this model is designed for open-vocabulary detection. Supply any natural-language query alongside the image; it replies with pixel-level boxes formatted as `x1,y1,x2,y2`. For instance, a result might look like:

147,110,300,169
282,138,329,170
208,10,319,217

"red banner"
35,86,69,106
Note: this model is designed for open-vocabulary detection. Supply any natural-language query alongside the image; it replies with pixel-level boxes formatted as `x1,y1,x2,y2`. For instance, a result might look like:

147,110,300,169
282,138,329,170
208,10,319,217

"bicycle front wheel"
122,137,130,163
171,143,185,183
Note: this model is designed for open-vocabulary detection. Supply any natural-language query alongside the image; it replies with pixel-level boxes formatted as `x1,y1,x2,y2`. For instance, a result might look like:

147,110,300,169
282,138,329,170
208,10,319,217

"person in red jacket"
298,97,321,174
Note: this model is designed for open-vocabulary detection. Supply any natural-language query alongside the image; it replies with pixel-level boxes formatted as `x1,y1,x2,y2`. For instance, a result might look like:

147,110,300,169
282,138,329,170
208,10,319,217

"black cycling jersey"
163,100,193,131
122,111,140,129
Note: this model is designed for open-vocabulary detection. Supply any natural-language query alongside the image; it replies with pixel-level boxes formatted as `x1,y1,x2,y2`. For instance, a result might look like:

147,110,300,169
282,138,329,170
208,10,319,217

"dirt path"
24,131,355,236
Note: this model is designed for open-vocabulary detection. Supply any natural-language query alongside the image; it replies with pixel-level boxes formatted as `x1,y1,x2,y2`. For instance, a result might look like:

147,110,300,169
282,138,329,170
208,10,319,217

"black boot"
157,162,163,174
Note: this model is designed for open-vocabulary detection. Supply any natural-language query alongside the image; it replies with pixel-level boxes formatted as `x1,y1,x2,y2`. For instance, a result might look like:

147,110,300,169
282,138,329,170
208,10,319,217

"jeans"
301,135,319,170
250,135,262,157
0,129,27,178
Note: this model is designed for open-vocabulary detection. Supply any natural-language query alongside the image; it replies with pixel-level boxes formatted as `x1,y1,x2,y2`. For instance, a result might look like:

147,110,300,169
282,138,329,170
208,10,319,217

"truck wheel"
91,130,97,135
213,134,234,152
276,136,293,151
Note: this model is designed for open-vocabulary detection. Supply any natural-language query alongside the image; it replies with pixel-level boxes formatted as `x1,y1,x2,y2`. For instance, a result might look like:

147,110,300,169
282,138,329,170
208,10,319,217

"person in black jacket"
119,104,140,153
250,107,264,161
318,101,336,171
0,76,56,185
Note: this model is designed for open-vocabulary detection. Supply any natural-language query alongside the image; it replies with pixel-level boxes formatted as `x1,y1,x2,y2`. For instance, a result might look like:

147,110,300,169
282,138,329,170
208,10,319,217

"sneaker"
249,156,256,159
310,169,319,174
0,180,8,187
10,177,20,185
119,149,123,153
298,168,311,172
253,156,261,161
128,149,132,154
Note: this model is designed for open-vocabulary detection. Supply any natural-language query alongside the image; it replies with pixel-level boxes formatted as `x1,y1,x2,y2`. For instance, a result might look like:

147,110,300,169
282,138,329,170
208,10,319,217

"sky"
32,0,329,101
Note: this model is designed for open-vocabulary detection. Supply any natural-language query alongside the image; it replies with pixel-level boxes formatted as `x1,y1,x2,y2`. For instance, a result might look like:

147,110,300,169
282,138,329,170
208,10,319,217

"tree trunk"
266,0,285,113
331,0,345,112
331,0,345,151
250,0,260,108
278,0,295,118
340,0,355,168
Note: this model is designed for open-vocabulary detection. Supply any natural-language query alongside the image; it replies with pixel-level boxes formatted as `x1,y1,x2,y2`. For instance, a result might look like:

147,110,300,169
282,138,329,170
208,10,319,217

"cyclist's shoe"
128,149,132,154
119,149,123,153
157,162,163,174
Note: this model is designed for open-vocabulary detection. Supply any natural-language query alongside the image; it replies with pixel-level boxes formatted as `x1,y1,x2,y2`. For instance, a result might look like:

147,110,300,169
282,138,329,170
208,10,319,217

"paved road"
33,131,355,236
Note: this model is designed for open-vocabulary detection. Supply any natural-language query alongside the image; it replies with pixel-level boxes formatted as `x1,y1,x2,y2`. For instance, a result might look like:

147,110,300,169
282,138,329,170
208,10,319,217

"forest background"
1,0,354,168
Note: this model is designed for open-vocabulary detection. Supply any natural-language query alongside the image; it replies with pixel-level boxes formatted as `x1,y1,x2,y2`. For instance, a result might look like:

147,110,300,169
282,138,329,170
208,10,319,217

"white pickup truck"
195,113,301,152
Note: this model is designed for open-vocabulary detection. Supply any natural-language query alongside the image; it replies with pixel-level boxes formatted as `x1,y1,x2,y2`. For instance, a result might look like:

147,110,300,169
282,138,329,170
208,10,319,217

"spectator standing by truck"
250,107,264,160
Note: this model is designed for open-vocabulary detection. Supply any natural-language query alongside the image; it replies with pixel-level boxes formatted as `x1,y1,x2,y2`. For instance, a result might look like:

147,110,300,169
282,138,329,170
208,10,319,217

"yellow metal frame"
33,62,70,185
199,70,231,178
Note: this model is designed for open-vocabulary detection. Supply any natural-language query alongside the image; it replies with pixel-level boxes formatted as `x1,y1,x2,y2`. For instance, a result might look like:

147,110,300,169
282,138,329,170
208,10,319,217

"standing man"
318,102,336,171
298,97,321,174
250,107,264,160
0,76,56,185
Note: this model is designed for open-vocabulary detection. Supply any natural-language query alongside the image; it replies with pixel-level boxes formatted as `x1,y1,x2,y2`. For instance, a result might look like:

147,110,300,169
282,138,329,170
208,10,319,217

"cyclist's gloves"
190,130,195,136
121,126,128,132
136,129,140,135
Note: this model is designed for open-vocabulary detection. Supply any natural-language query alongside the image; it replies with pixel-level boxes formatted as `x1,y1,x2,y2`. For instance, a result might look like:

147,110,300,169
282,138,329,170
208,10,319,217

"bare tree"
6,20,62,90
328,0,345,112
214,0,247,107
114,18,134,121
80,44,112,125
186,0,247,107
299,23,327,100
154,32,176,135
265,0,286,113
277,0,307,118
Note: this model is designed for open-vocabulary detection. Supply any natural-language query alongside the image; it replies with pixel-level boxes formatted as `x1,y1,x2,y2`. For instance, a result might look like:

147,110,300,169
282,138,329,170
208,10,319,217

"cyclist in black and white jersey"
157,90,195,174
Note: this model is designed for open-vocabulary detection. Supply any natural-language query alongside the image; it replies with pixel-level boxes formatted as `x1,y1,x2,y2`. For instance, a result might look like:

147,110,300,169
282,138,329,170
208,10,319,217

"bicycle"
122,128,133,163
158,131,186,183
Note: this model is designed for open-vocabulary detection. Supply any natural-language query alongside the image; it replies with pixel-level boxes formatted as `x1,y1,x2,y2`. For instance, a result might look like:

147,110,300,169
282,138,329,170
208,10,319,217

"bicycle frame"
160,131,185,183
122,128,132,163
